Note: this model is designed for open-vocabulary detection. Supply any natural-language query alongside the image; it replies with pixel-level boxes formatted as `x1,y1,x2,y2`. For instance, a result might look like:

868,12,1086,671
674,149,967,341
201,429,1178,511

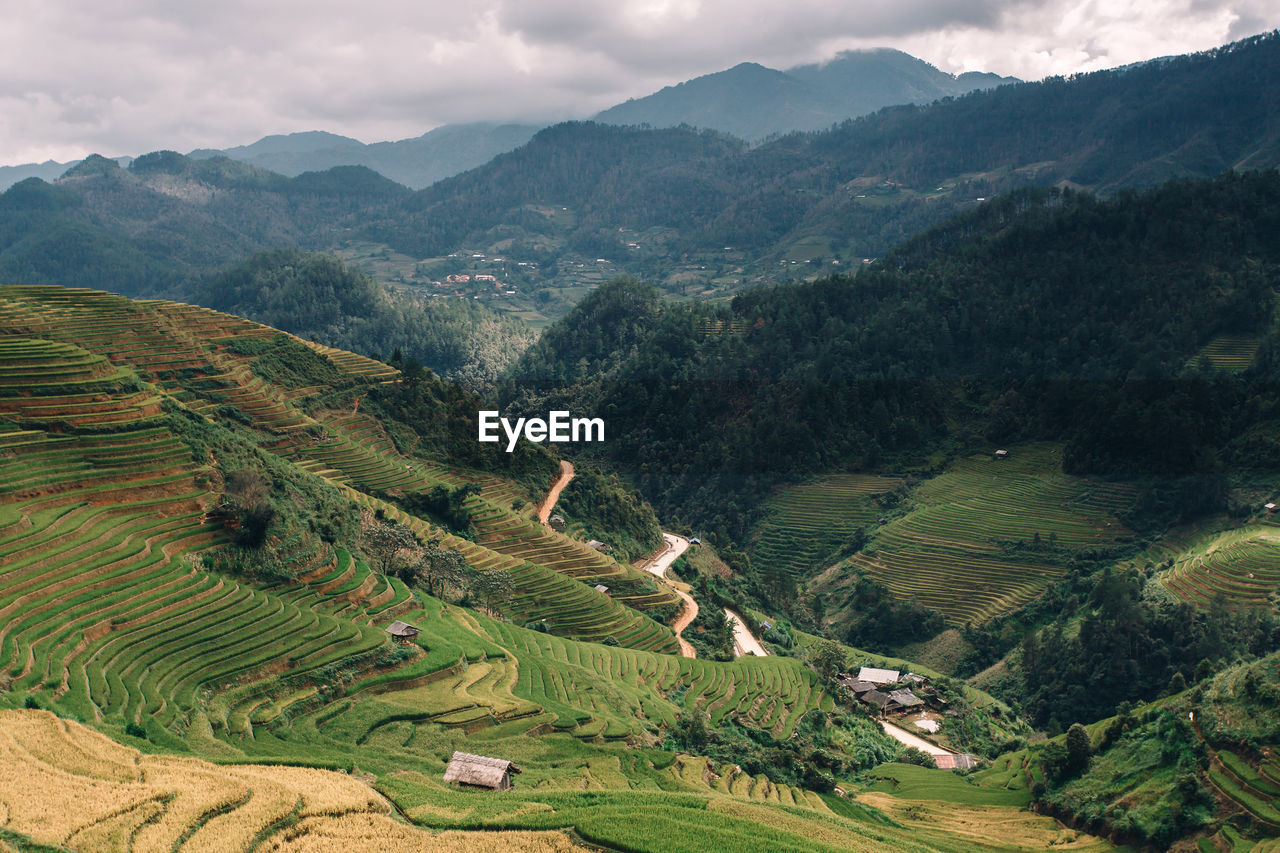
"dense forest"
500,170,1280,542
197,250,536,389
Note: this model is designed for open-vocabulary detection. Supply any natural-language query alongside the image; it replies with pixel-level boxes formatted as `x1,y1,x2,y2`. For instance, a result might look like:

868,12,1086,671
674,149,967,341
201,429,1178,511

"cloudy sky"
2,0,1276,164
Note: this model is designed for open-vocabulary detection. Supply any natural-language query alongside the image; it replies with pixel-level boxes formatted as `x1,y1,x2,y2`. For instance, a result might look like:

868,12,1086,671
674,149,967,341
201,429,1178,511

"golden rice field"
0,709,586,852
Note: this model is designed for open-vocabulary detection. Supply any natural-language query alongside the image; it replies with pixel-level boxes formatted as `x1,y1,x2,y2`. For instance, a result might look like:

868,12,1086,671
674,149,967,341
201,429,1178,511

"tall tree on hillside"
360,515,418,576
410,538,472,600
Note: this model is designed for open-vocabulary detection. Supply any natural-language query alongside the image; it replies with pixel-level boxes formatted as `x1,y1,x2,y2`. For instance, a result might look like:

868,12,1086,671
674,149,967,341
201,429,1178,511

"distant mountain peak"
594,48,1019,140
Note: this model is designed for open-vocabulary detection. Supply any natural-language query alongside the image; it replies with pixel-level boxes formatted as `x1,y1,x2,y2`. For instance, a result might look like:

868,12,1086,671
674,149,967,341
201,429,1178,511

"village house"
857,666,901,686
887,689,924,713
859,690,892,712
443,751,522,790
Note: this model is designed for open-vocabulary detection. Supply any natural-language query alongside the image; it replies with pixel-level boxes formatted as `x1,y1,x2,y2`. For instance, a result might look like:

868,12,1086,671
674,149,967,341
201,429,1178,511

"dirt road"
725,608,768,657
879,720,953,756
642,533,697,658
537,460,574,524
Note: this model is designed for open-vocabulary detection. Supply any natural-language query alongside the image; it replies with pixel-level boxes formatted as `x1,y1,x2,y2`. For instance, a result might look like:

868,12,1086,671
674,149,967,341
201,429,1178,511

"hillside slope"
0,284,1095,852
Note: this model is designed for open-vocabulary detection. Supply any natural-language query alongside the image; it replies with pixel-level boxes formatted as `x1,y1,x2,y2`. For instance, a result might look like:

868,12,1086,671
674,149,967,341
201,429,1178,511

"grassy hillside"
998,653,1280,850
1,283,1119,851
814,445,1136,627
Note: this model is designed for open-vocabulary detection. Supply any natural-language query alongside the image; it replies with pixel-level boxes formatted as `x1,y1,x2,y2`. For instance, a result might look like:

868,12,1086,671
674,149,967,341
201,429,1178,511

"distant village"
837,666,978,771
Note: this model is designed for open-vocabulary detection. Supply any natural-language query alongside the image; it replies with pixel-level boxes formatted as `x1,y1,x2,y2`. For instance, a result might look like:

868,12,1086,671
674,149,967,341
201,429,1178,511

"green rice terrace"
3,284,1271,852
814,444,1138,626
5,284,1120,851
749,474,902,584
1153,524,1280,609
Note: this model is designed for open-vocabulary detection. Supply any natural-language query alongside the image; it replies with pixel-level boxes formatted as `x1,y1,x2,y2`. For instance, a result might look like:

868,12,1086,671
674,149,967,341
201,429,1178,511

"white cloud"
0,0,1275,164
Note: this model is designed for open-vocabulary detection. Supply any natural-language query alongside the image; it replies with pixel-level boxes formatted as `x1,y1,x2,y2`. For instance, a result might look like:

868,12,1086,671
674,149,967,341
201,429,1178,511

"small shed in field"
586,539,612,553
594,584,610,593
386,621,420,644
1266,503,1277,514
549,514,566,531
994,449,1009,460
443,751,522,790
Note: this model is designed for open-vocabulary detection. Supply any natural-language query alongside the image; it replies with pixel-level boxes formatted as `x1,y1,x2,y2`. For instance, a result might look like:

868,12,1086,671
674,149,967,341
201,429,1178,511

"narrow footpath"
537,460,574,524
641,533,697,658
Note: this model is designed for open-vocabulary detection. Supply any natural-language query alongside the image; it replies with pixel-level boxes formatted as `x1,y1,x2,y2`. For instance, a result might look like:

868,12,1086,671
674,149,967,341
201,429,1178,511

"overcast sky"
2,0,1276,165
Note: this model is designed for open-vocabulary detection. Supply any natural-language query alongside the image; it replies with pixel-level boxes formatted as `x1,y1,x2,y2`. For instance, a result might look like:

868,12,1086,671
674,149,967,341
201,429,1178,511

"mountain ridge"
594,48,1021,140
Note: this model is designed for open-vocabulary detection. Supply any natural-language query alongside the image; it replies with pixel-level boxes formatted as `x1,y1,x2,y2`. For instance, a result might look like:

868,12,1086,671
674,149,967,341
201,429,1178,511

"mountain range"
594,48,1017,140
0,48,1016,192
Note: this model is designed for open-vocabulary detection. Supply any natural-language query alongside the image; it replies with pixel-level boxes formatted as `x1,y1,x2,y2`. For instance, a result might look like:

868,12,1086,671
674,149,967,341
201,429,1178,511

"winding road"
879,720,953,757
535,466,768,663
537,460,574,524
725,608,768,657
641,533,697,658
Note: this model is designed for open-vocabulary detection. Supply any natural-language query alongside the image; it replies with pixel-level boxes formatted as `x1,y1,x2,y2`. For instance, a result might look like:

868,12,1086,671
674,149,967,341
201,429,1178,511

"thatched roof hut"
443,751,522,790
386,620,420,643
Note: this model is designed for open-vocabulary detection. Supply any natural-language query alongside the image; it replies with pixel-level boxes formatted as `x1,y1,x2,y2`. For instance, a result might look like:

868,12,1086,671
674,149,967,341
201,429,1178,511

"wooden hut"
386,620,421,644
443,751,522,790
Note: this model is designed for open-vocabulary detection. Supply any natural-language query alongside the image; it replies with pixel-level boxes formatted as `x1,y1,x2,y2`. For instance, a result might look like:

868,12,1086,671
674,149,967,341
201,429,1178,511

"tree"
812,640,848,684
224,467,275,547
471,567,514,616
1065,723,1092,775
360,516,418,575
410,538,471,599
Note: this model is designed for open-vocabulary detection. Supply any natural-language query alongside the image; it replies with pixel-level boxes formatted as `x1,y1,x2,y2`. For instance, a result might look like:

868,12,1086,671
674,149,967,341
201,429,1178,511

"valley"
1,26,1280,853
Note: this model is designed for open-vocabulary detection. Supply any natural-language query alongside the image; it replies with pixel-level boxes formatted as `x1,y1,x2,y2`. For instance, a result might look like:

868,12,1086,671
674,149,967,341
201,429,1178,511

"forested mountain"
499,170,1280,540
372,32,1280,277
594,49,1017,140
0,154,538,385
0,33,1277,380
198,250,537,389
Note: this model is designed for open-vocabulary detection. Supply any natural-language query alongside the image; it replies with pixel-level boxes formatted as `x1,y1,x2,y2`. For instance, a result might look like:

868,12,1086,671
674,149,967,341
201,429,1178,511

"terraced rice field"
1210,747,1280,832
839,445,1136,625
1187,335,1261,372
0,323,399,744
315,604,831,746
343,488,678,653
0,708,589,853
750,474,901,582
1158,526,1280,608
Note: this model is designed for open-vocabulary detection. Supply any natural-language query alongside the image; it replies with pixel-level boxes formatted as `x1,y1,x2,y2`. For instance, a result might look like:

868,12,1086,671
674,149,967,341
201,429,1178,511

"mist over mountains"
0,48,1016,192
